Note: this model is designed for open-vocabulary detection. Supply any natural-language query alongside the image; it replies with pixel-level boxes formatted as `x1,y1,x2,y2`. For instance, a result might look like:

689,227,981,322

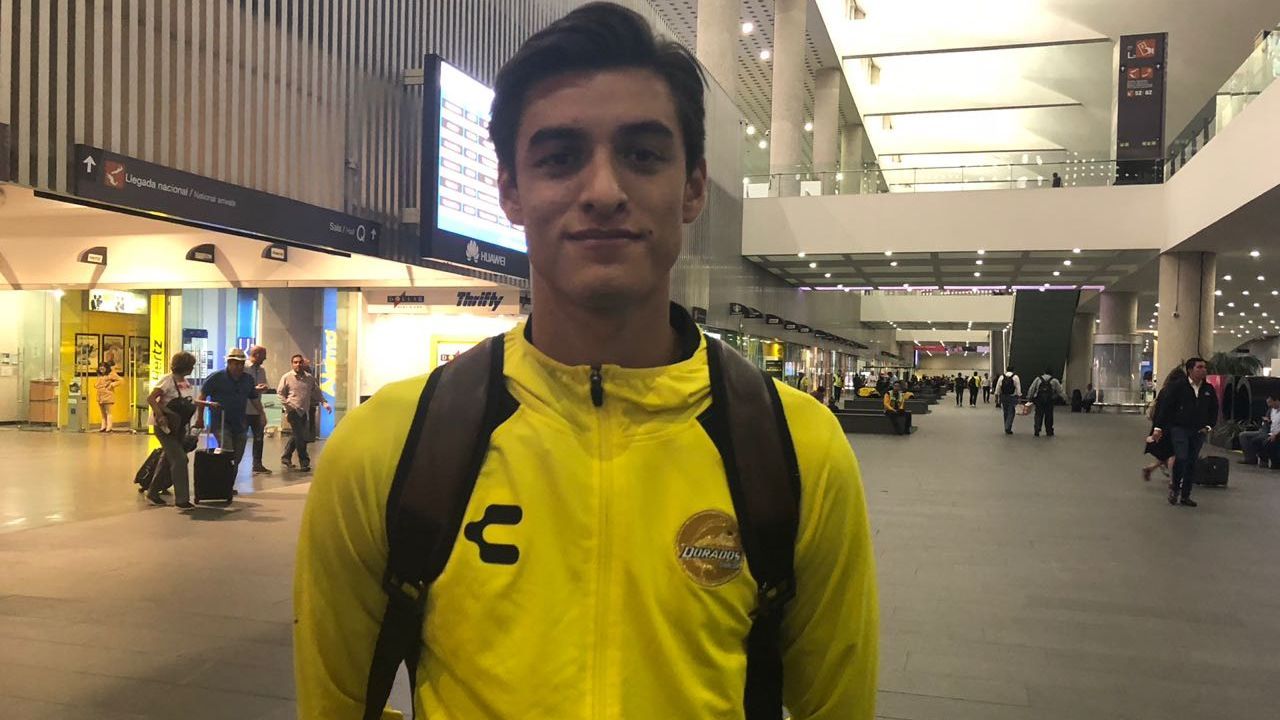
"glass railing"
1167,28,1279,177
742,159,1162,198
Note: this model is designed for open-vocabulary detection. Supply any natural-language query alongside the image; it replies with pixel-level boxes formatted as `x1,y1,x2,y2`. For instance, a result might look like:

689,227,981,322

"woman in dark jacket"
1142,367,1186,481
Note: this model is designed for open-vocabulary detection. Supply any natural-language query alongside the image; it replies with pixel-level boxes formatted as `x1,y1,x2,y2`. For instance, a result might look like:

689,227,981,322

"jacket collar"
506,303,711,435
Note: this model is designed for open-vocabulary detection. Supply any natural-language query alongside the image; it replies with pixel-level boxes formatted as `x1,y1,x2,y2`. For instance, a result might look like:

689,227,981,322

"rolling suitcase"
194,415,237,504
134,448,165,493
1194,456,1229,487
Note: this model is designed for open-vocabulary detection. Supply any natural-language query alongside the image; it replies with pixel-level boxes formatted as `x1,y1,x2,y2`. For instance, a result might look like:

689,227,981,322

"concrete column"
769,0,806,196
695,0,737,99
1065,312,1096,396
840,123,867,194
1157,252,1216,383
990,329,1007,375
1093,292,1141,403
813,67,840,194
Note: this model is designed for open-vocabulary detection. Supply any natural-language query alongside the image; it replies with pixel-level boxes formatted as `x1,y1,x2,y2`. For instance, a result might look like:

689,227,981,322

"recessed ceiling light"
1053,271,1061,277
890,261,898,267
884,250,893,256
1063,260,1072,266
741,21,754,34
1243,290,1251,295
977,249,986,255
825,273,832,278
976,260,984,266
974,272,982,277
759,49,771,61
758,139,768,149
1251,250,1261,257
1259,275,1266,282
1072,248,1081,253
1228,302,1236,307
1224,275,1233,281
1218,311,1225,316
746,125,756,136
804,121,814,132
1254,303,1261,308
797,252,805,258
808,262,817,268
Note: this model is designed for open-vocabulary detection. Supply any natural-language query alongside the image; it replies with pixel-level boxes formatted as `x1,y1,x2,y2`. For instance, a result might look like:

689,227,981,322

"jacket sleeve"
881,393,891,411
277,374,290,401
294,388,413,719
781,405,878,719
1154,384,1176,430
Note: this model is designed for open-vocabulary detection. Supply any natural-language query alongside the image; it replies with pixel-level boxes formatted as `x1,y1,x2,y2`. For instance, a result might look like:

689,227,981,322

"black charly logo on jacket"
463,504,523,565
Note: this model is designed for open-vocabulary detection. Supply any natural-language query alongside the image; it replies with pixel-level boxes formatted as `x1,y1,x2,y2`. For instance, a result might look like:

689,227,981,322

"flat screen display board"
421,55,529,278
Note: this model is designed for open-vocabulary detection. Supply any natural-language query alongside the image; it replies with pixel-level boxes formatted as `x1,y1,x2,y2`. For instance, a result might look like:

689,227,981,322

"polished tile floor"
1,398,1279,718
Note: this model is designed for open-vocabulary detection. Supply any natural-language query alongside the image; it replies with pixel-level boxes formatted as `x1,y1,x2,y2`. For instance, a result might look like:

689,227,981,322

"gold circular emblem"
675,510,744,587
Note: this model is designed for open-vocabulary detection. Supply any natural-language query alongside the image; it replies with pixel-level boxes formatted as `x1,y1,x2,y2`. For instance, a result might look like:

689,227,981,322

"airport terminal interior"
2,1,1280,718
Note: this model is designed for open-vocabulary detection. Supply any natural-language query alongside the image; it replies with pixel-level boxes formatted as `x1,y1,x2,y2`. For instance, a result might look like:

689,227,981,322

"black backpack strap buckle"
754,577,797,619
382,568,428,618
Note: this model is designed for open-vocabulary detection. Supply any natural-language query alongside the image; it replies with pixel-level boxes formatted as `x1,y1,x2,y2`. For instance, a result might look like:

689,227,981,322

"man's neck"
530,288,679,368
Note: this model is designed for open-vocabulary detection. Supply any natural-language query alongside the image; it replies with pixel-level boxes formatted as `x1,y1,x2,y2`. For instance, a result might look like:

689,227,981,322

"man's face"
251,348,267,364
1268,397,1279,409
1189,361,1208,382
227,359,244,378
292,356,304,373
499,68,707,313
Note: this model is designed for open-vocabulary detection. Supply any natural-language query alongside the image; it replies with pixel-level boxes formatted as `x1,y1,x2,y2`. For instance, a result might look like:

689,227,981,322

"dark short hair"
291,353,305,362
1185,357,1207,372
171,351,196,375
490,2,706,177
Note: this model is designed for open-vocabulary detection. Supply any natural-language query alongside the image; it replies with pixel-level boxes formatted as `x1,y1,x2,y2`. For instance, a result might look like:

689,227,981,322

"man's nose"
579,152,627,216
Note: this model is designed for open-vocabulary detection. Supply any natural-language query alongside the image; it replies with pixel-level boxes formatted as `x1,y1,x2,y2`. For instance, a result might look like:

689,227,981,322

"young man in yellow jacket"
293,4,878,718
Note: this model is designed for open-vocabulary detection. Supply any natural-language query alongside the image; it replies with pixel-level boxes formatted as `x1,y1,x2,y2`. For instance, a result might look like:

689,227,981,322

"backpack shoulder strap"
363,334,515,720
702,338,801,720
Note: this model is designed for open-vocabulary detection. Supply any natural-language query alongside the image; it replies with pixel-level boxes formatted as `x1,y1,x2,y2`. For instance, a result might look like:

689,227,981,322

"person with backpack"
1152,357,1219,507
954,372,966,406
995,368,1021,434
143,351,208,509
968,372,980,406
1025,368,1066,437
293,5,878,719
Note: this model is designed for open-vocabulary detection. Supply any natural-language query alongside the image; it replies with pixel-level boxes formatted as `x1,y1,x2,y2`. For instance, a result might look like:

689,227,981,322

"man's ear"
498,165,523,226
681,157,708,224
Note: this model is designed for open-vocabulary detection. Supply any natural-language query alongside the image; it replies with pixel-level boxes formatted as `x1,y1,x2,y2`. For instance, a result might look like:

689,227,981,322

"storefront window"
0,290,60,426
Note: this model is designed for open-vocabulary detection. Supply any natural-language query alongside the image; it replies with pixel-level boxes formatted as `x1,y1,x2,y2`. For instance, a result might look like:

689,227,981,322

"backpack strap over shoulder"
702,338,802,720
364,334,514,720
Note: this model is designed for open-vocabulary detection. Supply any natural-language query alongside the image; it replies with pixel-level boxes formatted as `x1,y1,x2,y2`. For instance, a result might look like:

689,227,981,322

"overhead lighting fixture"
760,49,772,61
1254,303,1261,308
1063,260,1072,266
1224,274,1233,281
824,273,832,278
975,260,984,266
884,250,893,256
1243,290,1251,295
1215,289,1223,296
1259,275,1267,282
798,252,806,258
1251,250,1261,257
741,21,754,34
804,121,814,132
977,249,986,255
808,262,817,268
1053,271,1061,277
746,125,756,136
1228,302,1236,307
758,139,768,150
890,261,898,267
1218,311,1225,316
1072,248,1081,254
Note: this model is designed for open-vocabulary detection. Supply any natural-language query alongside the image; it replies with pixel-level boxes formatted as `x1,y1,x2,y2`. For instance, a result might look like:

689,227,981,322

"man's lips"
565,228,645,241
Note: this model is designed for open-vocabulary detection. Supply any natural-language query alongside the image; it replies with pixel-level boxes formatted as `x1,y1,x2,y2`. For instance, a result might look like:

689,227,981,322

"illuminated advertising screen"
421,55,529,278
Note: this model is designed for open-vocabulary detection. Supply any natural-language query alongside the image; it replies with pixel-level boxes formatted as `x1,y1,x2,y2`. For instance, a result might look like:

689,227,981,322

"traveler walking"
954,373,966,406
1237,393,1280,468
294,5,877,718
196,348,260,476
94,364,122,432
1142,367,1184,481
1025,369,1066,437
278,354,331,473
1151,357,1219,507
144,351,208,509
996,367,1021,434
982,372,991,403
968,372,980,406
883,380,911,435
245,345,273,475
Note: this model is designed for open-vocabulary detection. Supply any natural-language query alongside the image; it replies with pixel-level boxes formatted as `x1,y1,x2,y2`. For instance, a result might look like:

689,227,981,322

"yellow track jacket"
294,320,878,719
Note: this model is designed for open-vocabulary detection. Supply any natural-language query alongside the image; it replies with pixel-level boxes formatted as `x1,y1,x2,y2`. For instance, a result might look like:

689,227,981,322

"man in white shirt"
1238,394,1280,468
995,368,1022,434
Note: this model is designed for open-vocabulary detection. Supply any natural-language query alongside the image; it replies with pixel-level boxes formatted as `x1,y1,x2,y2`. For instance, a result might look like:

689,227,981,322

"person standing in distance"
996,367,1021,434
954,372,966,407
1151,357,1218,507
293,4,877,718
245,345,273,475
982,371,992,404
1025,368,1066,437
278,353,331,473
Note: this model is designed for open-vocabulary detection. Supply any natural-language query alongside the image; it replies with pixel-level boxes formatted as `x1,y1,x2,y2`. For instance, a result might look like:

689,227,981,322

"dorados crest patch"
675,510,744,587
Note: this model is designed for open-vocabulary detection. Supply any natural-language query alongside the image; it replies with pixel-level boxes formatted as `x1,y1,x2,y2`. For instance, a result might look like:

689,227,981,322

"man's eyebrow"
526,126,588,148
615,120,675,140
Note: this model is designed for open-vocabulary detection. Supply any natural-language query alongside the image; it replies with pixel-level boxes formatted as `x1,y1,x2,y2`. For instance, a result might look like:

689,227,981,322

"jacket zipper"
591,365,609,717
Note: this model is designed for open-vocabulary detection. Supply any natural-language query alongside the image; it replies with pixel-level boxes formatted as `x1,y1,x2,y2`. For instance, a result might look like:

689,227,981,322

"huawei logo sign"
465,240,481,263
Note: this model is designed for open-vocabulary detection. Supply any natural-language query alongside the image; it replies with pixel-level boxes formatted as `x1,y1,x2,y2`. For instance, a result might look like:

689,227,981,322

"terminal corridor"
2,399,1278,719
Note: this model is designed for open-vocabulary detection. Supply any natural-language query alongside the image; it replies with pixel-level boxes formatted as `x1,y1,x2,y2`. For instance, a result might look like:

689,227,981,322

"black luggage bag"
1194,456,1229,487
134,448,165,492
194,415,236,504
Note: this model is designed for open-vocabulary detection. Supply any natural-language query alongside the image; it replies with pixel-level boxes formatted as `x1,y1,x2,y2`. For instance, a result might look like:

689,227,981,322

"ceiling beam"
862,101,1082,118
842,37,1111,60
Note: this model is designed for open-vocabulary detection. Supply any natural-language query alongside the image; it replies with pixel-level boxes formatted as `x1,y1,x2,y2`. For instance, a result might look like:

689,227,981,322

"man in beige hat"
195,346,261,476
